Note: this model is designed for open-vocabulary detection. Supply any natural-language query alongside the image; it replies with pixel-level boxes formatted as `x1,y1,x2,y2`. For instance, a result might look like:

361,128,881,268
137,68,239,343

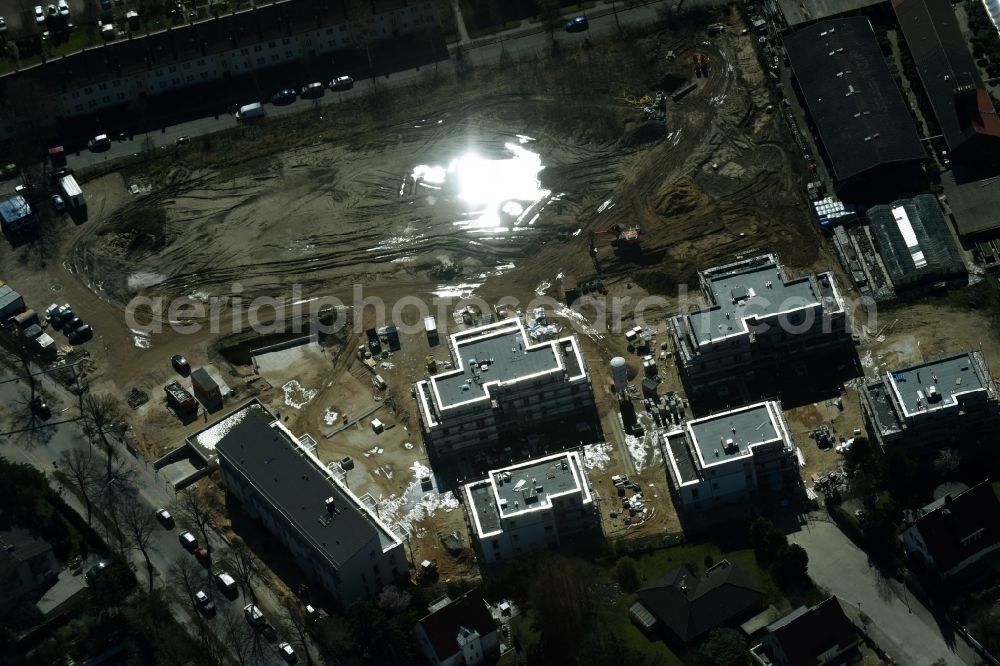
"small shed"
0,196,34,235
371,419,384,434
191,368,221,408
165,381,197,415
629,601,657,633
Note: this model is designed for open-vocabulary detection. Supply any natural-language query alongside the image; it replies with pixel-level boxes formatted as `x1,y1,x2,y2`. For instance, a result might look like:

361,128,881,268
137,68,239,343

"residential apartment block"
0,0,438,139
215,404,406,605
414,318,593,459
663,401,798,511
668,254,849,395
463,451,600,564
861,351,1000,454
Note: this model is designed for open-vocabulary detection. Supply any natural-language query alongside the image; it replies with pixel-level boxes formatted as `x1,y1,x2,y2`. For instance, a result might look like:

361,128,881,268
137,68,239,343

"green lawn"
597,600,684,665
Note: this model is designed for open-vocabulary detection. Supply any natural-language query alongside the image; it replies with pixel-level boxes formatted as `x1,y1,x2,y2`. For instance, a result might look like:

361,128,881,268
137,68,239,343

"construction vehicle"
426,356,437,374
591,224,642,257
692,53,708,78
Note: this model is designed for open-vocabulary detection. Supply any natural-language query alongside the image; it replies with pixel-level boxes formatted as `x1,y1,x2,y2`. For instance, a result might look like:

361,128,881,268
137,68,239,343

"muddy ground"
4,6,999,585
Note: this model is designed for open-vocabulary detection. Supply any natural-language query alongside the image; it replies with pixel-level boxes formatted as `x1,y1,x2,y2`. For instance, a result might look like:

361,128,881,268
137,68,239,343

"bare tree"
173,486,215,556
58,447,102,525
218,606,256,666
82,393,124,484
169,554,208,614
279,596,314,666
117,492,160,591
222,538,262,605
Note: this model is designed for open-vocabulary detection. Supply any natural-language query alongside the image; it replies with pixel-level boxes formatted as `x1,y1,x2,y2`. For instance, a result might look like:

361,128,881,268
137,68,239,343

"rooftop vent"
325,496,336,513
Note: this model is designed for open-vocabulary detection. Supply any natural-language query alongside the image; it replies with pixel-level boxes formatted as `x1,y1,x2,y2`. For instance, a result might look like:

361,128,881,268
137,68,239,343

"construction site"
4,4,1000,592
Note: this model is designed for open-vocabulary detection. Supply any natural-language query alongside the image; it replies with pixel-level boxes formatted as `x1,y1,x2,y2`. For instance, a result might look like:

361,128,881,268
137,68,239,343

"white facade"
415,318,593,458
663,401,798,510
463,451,600,564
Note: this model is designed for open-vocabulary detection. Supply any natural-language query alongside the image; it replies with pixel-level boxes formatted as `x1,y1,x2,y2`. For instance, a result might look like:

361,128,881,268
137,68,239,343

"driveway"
791,515,975,666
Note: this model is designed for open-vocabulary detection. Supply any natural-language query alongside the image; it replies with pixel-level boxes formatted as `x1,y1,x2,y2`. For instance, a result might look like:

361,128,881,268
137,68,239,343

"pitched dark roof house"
633,560,764,644
894,0,1000,160
754,597,861,666
783,17,926,199
902,480,1000,578
413,590,499,666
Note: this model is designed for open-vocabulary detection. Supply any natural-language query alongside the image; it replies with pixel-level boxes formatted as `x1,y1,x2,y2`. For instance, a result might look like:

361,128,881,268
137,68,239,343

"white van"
236,102,265,121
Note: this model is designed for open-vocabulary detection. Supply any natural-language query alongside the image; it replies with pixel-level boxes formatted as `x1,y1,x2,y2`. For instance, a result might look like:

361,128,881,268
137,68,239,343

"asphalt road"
65,0,728,172
790,516,976,666
0,364,306,665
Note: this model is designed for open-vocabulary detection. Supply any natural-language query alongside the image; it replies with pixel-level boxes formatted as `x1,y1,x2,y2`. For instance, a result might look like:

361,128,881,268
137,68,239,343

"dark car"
85,558,113,583
61,316,82,333
68,324,93,345
565,16,588,32
194,547,211,567
270,89,297,106
155,508,175,529
30,397,51,420
171,354,191,376
195,590,216,615
179,530,198,552
300,82,325,99
329,75,353,91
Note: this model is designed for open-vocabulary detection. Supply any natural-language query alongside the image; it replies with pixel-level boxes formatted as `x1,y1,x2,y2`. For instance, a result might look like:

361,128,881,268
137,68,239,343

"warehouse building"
216,406,406,605
662,401,799,511
463,451,599,564
866,194,967,294
894,0,1000,161
414,319,592,460
862,351,1000,456
783,17,927,200
667,254,850,396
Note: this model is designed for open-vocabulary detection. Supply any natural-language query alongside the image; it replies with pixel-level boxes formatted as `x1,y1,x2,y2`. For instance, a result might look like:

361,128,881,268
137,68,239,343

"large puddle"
406,137,552,233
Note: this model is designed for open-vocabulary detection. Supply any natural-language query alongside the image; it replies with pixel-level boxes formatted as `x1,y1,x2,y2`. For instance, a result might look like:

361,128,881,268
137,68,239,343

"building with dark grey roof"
902,481,1000,578
0,527,60,610
214,402,405,605
663,401,798,511
777,0,885,27
862,351,1000,454
462,451,599,564
783,17,927,198
866,194,967,293
414,318,592,459
752,597,863,666
667,254,849,395
894,0,1000,159
633,560,764,644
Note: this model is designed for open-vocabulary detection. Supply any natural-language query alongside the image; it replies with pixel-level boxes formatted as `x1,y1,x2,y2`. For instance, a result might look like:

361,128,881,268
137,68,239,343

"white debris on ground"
404,442,414,450
131,331,151,349
364,446,384,457
860,349,875,368
282,380,317,409
625,433,650,474
534,281,551,296
380,361,395,370
553,305,603,340
322,408,339,425
377,461,460,537
582,442,613,470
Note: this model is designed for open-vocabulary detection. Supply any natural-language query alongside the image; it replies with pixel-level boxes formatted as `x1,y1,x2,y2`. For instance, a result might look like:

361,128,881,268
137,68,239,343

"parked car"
175,136,189,146
244,603,265,628
278,642,297,664
329,75,353,91
51,194,66,212
58,0,69,16
194,547,211,566
565,15,588,32
215,570,238,598
195,590,216,615
300,82,325,99
34,5,45,23
270,89,297,106
68,324,93,344
85,558,113,583
46,4,57,17
178,530,198,552
88,134,111,152
171,354,191,376
0,16,7,33
61,316,82,333
155,508,174,529
30,397,51,420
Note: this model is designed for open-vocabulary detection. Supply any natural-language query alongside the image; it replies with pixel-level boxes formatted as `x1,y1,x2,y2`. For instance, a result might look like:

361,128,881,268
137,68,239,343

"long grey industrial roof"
783,17,926,183
688,403,780,465
886,352,988,416
689,262,820,345
894,0,1000,153
777,0,884,26
433,326,561,408
941,169,1000,237
866,195,966,290
215,415,394,567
